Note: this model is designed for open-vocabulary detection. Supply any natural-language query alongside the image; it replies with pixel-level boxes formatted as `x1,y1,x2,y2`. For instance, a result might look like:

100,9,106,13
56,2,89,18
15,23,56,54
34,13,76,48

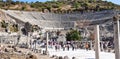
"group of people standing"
55,44,76,51
52,41,91,51
100,41,114,52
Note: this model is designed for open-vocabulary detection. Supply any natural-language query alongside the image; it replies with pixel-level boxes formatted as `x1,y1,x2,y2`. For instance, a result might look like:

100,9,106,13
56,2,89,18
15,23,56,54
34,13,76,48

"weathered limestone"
113,16,120,59
45,32,49,55
94,25,100,59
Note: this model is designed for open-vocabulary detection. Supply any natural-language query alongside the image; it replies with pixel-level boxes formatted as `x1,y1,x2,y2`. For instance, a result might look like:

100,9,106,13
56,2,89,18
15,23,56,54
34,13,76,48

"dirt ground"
0,44,54,59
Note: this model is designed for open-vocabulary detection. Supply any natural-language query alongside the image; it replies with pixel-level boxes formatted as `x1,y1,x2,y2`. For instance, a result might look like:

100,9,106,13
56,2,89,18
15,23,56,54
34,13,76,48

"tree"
93,0,96,2
32,25,40,32
6,0,12,2
46,6,52,12
21,6,26,10
73,1,81,9
24,22,32,36
1,20,8,28
9,24,19,32
13,24,19,32
6,0,12,5
66,30,81,41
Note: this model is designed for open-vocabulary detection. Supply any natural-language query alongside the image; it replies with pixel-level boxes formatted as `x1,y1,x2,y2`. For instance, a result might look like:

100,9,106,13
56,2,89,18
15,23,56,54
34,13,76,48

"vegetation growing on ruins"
0,20,19,32
9,24,19,32
20,22,40,36
66,30,81,41
0,20,8,28
0,0,120,13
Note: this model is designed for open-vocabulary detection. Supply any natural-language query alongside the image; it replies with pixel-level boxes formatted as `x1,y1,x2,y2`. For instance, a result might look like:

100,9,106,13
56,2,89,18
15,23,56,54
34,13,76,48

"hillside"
0,0,120,13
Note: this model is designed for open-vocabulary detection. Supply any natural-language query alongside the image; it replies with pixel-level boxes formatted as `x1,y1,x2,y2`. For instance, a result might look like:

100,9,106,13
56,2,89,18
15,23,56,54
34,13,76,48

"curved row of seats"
5,10,116,28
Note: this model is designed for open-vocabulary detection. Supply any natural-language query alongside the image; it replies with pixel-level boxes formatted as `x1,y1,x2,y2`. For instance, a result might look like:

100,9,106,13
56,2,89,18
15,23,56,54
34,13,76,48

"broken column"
45,31,49,55
113,16,120,59
94,25,100,59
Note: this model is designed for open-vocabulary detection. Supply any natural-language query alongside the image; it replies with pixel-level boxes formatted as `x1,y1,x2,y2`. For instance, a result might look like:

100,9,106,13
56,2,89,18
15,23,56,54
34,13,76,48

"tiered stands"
5,10,116,29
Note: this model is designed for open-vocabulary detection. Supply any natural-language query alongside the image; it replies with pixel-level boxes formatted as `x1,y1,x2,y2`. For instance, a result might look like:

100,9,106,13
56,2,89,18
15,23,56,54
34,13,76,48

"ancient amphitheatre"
0,0,120,59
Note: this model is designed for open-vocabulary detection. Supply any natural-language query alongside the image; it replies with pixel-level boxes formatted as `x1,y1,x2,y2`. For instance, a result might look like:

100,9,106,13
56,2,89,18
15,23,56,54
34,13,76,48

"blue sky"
106,0,120,5
13,0,120,5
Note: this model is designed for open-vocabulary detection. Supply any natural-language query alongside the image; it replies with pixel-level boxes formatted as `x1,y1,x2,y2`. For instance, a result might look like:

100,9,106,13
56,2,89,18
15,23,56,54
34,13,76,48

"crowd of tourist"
40,41,91,51
100,41,114,52
33,39,114,52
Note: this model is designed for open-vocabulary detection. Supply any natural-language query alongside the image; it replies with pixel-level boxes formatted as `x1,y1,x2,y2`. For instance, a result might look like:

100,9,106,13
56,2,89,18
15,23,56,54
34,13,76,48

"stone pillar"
46,32,49,55
94,25,100,59
27,32,29,49
90,41,93,50
0,36,2,45
113,16,120,59
101,41,104,51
